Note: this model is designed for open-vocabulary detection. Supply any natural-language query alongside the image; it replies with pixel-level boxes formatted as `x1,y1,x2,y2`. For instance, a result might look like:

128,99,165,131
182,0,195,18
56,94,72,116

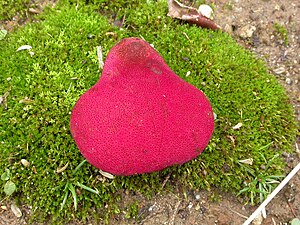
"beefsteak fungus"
70,37,214,176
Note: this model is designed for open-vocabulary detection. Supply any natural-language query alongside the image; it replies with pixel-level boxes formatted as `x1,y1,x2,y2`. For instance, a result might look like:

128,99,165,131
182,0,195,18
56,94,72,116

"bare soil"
1,0,299,224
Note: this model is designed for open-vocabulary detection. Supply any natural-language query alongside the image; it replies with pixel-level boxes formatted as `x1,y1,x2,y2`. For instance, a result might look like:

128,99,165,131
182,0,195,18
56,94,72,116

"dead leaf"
56,162,69,173
227,135,236,146
239,158,253,165
17,45,32,51
232,122,243,130
252,212,263,225
213,112,217,120
99,169,114,179
167,0,220,30
32,165,37,174
19,97,34,104
28,8,41,14
105,32,118,39
11,203,22,218
1,205,7,210
21,159,30,167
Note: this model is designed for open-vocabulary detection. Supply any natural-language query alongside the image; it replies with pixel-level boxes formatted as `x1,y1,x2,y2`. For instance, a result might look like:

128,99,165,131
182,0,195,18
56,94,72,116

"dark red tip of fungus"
70,37,214,176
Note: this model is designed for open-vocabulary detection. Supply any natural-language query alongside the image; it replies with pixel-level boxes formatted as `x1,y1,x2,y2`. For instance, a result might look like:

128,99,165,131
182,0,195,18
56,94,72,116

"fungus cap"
70,37,214,176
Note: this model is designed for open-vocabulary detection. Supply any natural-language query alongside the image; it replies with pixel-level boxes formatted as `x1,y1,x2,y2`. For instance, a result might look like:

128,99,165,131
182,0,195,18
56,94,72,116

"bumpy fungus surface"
70,37,214,176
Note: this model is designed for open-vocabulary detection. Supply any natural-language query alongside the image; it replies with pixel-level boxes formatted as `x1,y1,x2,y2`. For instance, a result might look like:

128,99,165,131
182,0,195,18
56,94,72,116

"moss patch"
273,22,289,45
0,0,297,223
0,0,32,20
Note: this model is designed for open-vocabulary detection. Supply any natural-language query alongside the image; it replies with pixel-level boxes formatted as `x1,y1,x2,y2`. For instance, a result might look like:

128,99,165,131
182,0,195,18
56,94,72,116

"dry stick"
169,200,181,225
139,174,172,224
161,173,171,190
97,46,104,70
228,208,248,219
243,162,300,225
296,142,300,154
287,201,297,218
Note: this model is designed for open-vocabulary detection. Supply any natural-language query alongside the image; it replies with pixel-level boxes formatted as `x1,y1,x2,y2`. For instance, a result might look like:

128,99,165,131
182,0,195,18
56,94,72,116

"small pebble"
285,77,292,85
200,205,207,214
87,34,95,39
224,24,233,33
21,159,30,167
148,203,159,212
273,67,286,75
11,203,22,218
198,4,214,19
238,24,256,39
282,151,290,157
252,34,260,47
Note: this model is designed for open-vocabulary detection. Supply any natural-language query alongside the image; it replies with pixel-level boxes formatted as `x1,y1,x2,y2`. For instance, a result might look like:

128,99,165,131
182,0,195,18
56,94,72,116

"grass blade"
75,182,99,195
72,160,87,175
68,183,77,211
60,185,69,211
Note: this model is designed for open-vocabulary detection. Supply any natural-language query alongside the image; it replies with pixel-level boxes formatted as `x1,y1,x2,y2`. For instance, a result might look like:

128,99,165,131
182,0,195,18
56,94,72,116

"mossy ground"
0,0,297,223
0,0,32,20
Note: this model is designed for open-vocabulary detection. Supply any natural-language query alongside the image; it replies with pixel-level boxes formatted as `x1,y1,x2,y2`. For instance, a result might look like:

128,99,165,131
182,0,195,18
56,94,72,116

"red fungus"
70,37,214,176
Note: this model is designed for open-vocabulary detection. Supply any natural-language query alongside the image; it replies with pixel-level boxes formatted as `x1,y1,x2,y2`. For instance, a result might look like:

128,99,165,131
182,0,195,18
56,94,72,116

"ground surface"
0,0,299,224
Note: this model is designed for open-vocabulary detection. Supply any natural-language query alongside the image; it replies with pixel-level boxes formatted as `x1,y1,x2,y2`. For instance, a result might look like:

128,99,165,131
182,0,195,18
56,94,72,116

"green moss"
223,2,234,10
0,0,32,20
273,22,289,45
0,0,297,223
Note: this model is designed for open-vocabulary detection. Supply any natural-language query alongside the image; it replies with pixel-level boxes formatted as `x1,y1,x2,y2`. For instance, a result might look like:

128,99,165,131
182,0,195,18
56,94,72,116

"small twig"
182,32,190,41
96,46,104,70
169,200,181,225
139,174,172,224
28,8,41,14
121,14,126,27
161,173,171,189
295,142,299,154
138,202,163,225
56,162,69,173
0,196,8,205
155,173,172,196
287,201,297,217
228,208,248,219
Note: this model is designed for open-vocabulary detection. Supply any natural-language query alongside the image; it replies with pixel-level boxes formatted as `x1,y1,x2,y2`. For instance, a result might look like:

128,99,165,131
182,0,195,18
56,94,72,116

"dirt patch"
215,0,300,122
1,0,299,224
